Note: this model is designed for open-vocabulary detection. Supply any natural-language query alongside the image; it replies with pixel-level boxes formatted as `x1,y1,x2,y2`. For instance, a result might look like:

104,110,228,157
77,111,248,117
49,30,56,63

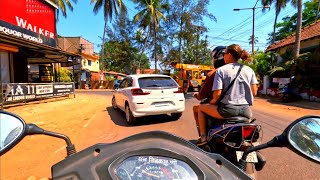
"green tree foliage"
91,0,127,70
261,0,291,44
49,0,77,18
132,0,169,73
99,0,214,74
103,40,149,74
58,68,72,82
244,51,277,83
165,0,215,65
267,1,320,45
101,11,150,74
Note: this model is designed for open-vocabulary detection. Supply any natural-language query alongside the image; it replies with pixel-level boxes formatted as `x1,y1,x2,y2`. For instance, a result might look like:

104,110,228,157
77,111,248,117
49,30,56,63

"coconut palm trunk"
154,22,157,74
101,20,107,70
137,26,151,73
272,12,279,44
294,0,303,58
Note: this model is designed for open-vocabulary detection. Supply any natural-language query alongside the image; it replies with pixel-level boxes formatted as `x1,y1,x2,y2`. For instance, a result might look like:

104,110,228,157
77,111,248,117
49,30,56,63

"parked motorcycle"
1,110,319,180
278,76,303,103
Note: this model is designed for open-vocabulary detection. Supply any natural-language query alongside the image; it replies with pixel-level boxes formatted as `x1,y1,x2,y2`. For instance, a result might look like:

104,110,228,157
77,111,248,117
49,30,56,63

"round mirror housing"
0,111,27,156
284,115,320,164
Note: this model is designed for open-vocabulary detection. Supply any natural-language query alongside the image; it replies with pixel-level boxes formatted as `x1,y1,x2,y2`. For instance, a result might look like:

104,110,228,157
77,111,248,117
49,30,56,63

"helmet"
211,46,226,69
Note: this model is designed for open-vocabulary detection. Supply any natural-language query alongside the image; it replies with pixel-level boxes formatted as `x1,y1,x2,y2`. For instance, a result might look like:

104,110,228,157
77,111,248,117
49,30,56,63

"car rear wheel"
171,113,182,120
112,96,118,110
125,104,136,125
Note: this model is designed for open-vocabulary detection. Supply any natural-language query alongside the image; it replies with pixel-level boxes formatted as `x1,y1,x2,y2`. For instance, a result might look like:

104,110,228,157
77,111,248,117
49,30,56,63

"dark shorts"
218,103,252,118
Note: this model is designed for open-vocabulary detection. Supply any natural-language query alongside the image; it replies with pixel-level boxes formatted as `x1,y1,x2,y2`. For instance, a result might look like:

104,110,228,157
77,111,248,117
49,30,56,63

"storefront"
0,0,78,107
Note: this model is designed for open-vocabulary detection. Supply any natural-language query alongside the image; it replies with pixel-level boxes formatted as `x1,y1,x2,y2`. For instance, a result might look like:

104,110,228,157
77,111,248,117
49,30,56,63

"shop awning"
0,33,80,64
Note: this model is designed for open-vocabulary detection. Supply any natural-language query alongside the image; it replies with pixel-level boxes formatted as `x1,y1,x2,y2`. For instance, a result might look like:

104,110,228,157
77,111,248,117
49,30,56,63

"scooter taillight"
242,126,256,139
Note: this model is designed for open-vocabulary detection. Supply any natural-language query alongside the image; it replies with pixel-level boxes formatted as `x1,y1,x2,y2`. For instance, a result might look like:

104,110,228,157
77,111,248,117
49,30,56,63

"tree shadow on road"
105,107,177,127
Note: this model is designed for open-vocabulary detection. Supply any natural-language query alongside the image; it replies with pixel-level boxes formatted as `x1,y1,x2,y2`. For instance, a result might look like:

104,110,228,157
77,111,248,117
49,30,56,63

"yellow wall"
82,59,99,72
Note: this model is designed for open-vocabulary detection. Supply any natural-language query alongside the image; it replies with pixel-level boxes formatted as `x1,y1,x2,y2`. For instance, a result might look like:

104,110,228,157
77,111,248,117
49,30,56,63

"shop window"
28,64,39,83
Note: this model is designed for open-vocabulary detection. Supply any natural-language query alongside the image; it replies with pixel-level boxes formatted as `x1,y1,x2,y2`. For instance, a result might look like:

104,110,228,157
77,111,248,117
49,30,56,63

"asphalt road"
77,90,320,180
1,90,319,179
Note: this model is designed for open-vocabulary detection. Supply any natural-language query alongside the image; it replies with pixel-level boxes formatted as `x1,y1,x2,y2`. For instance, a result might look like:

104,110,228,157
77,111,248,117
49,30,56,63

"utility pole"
203,35,207,64
195,26,200,65
234,1,270,54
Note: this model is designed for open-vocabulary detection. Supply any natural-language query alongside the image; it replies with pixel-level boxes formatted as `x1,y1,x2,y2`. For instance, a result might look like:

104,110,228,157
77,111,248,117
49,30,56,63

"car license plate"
155,103,169,107
236,151,258,163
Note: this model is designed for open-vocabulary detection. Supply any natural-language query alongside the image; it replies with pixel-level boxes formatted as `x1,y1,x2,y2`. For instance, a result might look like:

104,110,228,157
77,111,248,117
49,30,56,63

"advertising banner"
0,0,57,47
1,83,74,103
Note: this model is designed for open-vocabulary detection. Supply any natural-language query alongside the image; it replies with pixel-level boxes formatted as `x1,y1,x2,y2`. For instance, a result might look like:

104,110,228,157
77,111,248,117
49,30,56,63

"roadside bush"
58,68,72,82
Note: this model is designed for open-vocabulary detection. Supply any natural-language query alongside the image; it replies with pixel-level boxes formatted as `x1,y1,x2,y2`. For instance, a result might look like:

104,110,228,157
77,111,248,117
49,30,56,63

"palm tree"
91,0,127,70
50,0,77,18
248,35,259,45
294,0,302,58
262,0,302,58
133,0,169,73
261,0,289,44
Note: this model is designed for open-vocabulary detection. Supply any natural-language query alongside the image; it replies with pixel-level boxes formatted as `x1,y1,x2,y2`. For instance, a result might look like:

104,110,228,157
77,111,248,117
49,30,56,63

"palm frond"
268,66,286,75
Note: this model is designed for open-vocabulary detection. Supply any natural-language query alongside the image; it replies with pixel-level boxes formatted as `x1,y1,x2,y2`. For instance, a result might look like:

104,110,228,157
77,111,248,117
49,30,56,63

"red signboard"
0,0,56,46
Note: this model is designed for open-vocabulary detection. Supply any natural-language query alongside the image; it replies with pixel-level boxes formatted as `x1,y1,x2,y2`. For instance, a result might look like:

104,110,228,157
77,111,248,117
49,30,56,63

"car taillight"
174,87,184,93
131,88,150,95
242,126,256,139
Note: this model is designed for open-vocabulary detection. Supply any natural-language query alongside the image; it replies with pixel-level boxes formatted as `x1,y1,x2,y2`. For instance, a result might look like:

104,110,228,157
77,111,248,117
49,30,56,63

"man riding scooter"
193,46,226,137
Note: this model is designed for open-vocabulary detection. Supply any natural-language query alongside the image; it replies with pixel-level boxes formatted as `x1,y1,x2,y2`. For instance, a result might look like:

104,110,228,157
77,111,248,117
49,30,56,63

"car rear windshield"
138,77,178,88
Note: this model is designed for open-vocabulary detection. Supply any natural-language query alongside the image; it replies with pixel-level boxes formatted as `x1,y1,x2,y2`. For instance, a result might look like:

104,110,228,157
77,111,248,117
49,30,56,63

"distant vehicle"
112,74,185,125
113,79,122,89
170,63,214,92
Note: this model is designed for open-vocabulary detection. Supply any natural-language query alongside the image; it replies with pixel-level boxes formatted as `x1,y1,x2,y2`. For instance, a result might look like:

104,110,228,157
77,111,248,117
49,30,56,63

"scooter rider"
197,44,258,146
193,46,226,137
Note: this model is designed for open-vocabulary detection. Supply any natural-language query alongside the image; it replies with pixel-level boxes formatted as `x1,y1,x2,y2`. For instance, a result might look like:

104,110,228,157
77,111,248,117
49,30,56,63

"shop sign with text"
0,0,57,47
1,83,74,103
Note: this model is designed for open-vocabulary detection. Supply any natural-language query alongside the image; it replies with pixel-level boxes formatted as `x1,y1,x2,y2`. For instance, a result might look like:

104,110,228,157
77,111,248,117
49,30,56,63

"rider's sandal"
196,135,207,146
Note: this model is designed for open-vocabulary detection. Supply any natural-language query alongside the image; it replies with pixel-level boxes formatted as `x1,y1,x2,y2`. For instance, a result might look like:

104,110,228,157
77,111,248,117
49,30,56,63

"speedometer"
114,156,198,180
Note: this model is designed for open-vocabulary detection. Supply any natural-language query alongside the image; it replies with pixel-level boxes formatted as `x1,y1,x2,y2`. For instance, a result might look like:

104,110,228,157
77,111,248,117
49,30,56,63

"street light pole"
252,7,255,53
233,4,270,54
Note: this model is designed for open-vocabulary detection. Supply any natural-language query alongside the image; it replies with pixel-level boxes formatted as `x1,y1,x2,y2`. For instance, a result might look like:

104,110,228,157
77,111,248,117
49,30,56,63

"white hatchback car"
112,74,185,125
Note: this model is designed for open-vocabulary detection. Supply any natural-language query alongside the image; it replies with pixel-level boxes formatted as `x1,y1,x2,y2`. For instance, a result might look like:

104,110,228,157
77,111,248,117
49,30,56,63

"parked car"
112,74,185,125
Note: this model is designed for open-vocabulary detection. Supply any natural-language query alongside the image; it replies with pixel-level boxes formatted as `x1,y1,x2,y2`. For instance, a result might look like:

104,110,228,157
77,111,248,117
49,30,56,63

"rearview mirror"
0,111,26,156
286,116,320,163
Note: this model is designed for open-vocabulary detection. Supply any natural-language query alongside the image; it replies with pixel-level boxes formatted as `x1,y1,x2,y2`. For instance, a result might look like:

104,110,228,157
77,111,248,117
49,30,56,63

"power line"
207,35,266,45
213,9,267,44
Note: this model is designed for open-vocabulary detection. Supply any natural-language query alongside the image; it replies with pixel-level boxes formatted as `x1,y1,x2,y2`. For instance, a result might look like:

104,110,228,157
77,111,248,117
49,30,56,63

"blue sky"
56,0,303,64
